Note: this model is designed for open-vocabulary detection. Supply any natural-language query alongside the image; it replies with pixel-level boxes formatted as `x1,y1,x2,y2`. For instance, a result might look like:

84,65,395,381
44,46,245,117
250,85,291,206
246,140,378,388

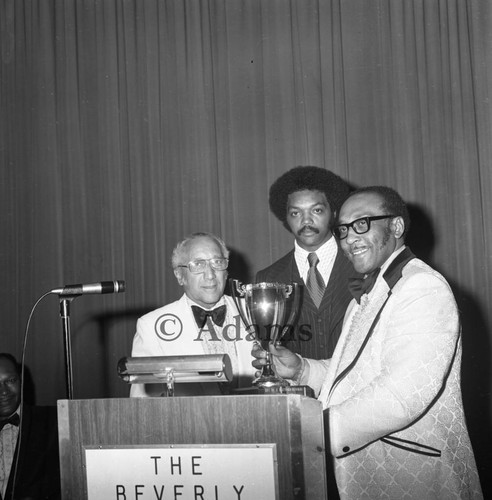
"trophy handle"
228,279,252,329
279,282,301,343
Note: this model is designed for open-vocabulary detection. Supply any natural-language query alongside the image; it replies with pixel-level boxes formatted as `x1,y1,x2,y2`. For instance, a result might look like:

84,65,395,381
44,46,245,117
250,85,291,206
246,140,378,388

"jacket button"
343,446,350,453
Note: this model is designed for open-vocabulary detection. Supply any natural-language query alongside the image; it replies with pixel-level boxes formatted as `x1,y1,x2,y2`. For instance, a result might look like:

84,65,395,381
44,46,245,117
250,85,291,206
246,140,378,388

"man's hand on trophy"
251,343,303,380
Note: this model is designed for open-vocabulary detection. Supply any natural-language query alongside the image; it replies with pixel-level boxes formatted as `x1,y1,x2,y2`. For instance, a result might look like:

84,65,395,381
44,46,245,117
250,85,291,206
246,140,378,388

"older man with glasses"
130,232,256,397
253,186,482,499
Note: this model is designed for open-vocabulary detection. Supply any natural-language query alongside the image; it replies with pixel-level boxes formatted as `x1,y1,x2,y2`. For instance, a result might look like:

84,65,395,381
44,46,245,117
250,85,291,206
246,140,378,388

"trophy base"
252,375,290,388
258,385,315,398
233,385,315,398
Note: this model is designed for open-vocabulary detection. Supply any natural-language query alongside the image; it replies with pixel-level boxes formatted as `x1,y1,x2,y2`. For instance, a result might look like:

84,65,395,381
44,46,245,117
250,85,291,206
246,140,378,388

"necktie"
348,268,381,303
191,305,226,328
0,412,20,432
306,252,325,308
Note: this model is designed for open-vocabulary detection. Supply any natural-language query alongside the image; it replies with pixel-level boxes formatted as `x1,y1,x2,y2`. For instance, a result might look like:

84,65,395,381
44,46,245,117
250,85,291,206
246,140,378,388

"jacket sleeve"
129,315,167,397
303,358,331,395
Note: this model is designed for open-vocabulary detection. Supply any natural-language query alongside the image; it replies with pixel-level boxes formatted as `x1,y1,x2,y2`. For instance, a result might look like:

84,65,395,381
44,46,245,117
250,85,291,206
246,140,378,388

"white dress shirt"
294,235,338,285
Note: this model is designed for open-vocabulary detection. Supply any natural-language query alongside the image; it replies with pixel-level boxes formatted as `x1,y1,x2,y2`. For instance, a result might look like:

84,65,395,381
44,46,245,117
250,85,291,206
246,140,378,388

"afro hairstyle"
269,166,350,229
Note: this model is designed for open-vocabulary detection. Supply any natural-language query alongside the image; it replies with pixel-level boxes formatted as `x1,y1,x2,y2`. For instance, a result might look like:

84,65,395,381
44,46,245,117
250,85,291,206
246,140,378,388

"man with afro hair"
256,166,358,361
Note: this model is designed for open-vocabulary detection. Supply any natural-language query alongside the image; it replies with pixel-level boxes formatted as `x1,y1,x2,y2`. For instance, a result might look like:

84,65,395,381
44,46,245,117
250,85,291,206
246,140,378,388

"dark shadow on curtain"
21,363,36,406
225,247,252,292
405,203,436,263
407,203,491,496
90,308,159,397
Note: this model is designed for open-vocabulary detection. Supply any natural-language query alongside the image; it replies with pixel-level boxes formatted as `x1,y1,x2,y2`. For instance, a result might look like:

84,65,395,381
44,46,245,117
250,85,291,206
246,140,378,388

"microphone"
51,280,126,296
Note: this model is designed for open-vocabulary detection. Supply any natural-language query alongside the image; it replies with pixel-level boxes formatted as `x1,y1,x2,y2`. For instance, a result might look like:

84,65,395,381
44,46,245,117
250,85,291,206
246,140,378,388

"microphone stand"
54,281,125,399
59,296,78,400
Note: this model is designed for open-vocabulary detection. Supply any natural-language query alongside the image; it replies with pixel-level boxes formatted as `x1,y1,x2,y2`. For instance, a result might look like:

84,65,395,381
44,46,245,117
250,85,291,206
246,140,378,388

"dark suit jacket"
256,247,356,359
5,405,61,500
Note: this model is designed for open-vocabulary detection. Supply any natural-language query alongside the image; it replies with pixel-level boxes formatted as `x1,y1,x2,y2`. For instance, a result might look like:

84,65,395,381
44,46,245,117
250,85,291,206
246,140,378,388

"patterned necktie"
306,252,325,308
0,412,20,432
191,305,227,328
348,268,381,303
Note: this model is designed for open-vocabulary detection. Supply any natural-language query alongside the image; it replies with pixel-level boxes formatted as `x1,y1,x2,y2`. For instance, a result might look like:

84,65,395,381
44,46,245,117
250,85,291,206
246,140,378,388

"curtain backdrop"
1,0,491,490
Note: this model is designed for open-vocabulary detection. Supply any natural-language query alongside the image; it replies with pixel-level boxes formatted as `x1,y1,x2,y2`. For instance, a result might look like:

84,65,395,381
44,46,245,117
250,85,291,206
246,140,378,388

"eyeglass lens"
188,258,228,273
334,215,395,240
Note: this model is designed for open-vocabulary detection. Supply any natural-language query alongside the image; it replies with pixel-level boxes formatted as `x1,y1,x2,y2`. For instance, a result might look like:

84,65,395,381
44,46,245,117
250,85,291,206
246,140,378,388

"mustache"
297,225,319,236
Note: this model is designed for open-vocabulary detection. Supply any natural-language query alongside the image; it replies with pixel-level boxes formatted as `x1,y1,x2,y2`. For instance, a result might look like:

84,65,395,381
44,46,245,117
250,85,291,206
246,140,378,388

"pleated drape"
1,0,491,488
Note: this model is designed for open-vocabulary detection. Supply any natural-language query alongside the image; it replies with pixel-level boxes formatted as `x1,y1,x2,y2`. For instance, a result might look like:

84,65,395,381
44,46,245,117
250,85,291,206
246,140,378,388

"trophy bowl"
230,279,300,388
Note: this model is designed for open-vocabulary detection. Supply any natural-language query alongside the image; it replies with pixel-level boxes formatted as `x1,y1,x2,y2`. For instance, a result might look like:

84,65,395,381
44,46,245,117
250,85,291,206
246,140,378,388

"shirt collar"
294,235,337,261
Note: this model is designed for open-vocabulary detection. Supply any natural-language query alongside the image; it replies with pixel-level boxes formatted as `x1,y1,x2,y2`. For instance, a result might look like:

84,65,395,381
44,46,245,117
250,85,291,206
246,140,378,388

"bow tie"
191,305,226,328
0,412,20,432
348,268,381,304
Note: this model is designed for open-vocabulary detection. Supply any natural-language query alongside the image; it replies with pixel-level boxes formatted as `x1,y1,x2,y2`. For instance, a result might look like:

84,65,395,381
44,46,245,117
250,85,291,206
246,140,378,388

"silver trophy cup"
230,279,300,388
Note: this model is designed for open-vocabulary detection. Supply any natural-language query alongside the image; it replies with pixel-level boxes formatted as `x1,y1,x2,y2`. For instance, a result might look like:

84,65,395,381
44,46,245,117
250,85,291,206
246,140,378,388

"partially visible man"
0,353,60,499
130,232,255,397
253,186,482,499
256,166,356,359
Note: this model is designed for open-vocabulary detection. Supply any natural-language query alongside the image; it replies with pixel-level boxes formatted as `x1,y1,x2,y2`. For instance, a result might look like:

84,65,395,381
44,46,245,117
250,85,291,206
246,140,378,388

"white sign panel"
85,444,277,500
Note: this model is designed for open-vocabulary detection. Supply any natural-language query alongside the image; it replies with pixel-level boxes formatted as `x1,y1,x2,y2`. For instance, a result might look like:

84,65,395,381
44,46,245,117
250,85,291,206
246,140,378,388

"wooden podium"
58,395,327,499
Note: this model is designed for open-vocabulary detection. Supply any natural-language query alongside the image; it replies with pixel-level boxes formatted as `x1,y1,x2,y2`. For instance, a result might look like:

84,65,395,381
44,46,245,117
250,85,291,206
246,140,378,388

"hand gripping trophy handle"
230,279,300,388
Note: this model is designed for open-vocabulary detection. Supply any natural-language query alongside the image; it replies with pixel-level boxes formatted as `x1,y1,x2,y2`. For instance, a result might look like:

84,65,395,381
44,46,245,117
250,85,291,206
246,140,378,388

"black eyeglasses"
333,215,396,240
177,258,229,274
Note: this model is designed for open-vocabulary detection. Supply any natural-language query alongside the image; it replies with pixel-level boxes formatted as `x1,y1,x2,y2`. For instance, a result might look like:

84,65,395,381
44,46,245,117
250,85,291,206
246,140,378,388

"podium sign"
85,444,277,499
58,395,327,499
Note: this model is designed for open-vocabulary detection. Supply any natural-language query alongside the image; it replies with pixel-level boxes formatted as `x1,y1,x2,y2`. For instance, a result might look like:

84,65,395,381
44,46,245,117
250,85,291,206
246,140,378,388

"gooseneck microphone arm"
52,280,126,399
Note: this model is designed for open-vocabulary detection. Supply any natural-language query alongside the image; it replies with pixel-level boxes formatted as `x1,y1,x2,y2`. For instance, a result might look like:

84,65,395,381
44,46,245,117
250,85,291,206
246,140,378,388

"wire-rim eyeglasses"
176,258,229,274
